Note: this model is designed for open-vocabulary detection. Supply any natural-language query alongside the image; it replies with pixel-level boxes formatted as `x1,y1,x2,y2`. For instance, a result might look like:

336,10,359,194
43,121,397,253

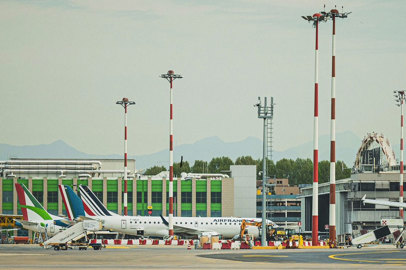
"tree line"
143,156,351,186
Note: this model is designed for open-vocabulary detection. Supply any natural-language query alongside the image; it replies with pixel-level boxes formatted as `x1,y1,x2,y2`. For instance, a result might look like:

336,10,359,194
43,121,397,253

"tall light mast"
394,90,406,220
161,70,183,237
302,11,328,246
327,7,350,248
116,97,135,216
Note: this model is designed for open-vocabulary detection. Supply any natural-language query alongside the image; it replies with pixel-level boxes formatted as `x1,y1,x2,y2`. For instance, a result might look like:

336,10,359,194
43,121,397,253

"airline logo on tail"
78,185,115,216
15,183,52,221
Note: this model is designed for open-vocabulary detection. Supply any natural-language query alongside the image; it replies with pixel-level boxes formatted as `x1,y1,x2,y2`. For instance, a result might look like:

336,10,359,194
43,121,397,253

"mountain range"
0,131,364,170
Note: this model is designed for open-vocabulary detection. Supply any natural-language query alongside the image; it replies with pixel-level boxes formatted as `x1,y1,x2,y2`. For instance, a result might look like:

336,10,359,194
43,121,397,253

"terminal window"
47,191,58,203
137,192,147,203
181,210,192,217
2,191,13,203
211,192,221,203
181,192,192,203
196,192,206,203
360,183,375,191
211,210,221,217
151,192,162,203
196,210,206,217
107,192,117,203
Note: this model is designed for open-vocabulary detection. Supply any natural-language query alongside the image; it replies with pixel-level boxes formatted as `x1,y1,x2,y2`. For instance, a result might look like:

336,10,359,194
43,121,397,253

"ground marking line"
329,251,400,264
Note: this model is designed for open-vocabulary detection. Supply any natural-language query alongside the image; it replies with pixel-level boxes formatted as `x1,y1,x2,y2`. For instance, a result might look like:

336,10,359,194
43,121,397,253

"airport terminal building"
300,133,406,237
0,159,257,219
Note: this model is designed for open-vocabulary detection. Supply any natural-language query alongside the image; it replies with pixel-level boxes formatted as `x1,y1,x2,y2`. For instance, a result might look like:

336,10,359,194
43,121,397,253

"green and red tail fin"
15,183,52,221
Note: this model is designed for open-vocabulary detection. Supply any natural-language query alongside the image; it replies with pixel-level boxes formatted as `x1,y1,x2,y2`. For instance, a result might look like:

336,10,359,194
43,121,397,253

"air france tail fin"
58,184,85,220
15,183,55,221
78,185,117,216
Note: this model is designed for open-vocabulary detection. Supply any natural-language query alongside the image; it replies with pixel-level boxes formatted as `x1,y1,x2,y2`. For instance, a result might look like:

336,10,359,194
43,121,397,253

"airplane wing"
362,195,406,208
14,219,39,226
159,216,218,236
54,219,74,227
0,228,19,232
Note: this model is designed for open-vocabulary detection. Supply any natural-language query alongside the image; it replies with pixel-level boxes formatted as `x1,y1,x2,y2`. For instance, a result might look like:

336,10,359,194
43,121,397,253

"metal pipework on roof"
0,164,96,169
0,160,102,167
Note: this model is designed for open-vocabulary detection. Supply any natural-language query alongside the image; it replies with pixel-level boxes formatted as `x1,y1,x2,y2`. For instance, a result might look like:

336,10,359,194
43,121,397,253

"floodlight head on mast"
301,12,328,26
160,70,183,82
328,7,351,19
394,90,406,106
116,97,136,107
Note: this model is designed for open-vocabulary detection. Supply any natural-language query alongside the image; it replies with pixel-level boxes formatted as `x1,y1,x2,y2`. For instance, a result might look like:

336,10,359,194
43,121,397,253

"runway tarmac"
0,244,405,269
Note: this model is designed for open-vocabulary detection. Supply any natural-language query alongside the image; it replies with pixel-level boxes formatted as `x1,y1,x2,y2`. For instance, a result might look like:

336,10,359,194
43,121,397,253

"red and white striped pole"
161,70,182,237
169,74,174,236
329,9,337,246
400,92,405,219
124,102,128,216
312,13,321,246
116,97,135,216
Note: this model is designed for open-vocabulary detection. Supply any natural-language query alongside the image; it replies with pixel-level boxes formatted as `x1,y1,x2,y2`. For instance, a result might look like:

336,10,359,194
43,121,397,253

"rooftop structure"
0,158,136,179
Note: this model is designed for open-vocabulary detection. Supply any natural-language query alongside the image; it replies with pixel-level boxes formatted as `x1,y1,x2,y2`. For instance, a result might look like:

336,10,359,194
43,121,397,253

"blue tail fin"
59,184,85,219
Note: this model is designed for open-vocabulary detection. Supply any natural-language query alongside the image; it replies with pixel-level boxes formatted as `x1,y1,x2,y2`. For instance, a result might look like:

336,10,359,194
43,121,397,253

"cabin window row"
130,220,243,226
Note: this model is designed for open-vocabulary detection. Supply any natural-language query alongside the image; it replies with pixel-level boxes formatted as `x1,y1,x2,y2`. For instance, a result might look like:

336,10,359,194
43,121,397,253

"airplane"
14,183,69,237
357,195,406,248
60,184,277,239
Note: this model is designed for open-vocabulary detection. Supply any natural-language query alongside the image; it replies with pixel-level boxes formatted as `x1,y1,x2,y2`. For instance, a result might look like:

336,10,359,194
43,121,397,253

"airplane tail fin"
78,185,114,216
58,184,85,220
15,183,53,221
160,215,169,226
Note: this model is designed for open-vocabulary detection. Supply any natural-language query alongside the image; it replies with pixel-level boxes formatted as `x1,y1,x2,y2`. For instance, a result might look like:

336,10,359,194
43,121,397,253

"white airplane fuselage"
100,216,270,239
18,220,65,237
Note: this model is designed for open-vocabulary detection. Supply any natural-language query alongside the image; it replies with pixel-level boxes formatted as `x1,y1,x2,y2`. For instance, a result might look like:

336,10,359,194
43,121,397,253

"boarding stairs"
43,220,101,248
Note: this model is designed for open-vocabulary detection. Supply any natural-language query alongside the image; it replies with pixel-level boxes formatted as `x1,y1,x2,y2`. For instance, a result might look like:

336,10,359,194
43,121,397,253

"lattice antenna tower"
256,97,275,164
266,98,275,161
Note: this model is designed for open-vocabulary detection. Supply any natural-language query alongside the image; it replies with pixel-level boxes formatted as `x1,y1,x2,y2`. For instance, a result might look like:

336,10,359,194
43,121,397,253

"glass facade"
2,178,225,218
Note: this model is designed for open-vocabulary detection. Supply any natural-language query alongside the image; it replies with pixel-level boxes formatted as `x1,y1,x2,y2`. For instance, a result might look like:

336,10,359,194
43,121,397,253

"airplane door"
49,224,55,234
121,220,127,229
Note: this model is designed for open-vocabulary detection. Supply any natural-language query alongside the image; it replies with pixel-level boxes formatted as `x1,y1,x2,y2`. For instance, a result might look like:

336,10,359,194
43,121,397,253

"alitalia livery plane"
59,184,277,239
14,183,69,236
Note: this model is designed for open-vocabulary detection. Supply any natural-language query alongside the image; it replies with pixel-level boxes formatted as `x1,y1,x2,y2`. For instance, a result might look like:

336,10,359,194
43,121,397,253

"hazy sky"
1,0,405,157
